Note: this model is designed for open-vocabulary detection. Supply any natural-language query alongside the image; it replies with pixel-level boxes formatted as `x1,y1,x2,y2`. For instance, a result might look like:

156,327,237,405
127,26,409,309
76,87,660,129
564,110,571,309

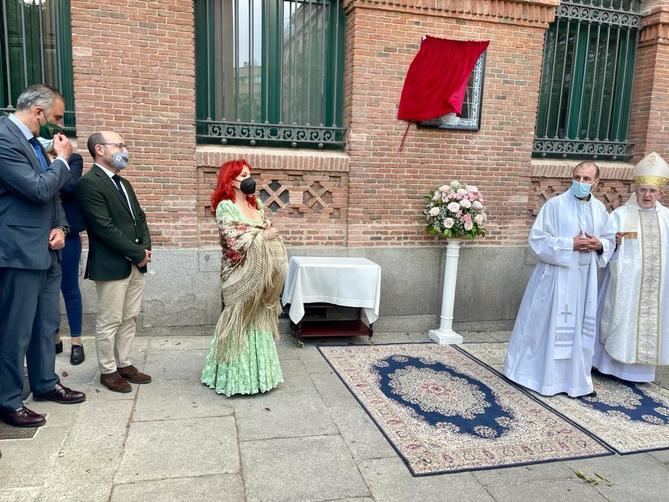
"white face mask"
37,136,54,152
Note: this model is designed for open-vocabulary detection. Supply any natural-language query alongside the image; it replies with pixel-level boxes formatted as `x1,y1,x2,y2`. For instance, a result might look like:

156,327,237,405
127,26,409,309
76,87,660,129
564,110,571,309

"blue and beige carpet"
319,343,612,476
464,343,669,455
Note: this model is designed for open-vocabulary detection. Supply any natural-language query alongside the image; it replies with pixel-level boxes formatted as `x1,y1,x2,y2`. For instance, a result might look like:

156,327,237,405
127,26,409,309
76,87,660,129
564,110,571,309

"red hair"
210,159,259,215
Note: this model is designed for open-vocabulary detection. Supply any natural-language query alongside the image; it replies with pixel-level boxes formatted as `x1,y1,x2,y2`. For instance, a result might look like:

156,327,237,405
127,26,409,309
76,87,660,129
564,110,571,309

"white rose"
460,199,472,209
450,180,459,187
444,218,455,229
472,201,483,210
469,185,479,193
475,214,484,225
429,207,440,216
456,188,467,196
447,202,460,213
464,221,474,231
439,185,449,192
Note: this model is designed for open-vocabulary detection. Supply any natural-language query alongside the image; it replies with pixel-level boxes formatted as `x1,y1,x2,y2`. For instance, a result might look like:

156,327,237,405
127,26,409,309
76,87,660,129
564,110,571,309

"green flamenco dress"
201,200,286,396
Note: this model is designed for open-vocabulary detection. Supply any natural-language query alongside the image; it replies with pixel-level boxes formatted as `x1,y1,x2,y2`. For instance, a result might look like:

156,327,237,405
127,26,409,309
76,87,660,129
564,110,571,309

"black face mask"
239,177,256,195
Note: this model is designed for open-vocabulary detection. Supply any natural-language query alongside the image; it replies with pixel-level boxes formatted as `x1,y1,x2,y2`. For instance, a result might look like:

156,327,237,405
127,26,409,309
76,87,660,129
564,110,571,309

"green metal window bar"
533,0,640,160
195,0,345,149
0,0,75,134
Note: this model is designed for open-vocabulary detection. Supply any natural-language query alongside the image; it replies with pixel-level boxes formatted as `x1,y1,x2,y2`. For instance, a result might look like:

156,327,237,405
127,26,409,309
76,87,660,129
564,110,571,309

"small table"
281,256,381,345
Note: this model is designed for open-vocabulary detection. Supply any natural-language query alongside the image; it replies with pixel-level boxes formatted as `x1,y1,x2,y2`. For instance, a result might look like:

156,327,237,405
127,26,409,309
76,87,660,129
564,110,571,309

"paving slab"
472,461,575,486
115,416,240,483
133,379,234,422
150,335,213,351
111,474,245,502
328,405,396,461
142,349,208,382
486,478,606,501
0,426,68,488
235,386,337,441
36,399,135,501
40,446,123,502
309,370,363,411
0,487,41,502
240,435,370,502
295,346,334,375
358,456,493,502
277,358,318,391
648,448,669,464
566,453,669,501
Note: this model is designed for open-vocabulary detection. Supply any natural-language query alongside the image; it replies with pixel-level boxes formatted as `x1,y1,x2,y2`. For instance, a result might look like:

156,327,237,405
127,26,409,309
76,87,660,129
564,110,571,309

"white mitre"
634,151,669,187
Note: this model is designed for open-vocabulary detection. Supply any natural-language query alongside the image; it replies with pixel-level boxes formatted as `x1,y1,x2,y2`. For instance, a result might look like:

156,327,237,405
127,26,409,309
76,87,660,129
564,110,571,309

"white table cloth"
281,257,381,324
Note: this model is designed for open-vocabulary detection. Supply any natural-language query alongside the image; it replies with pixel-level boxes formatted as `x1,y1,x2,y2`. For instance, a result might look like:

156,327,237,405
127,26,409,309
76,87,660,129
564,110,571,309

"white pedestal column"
429,239,464,345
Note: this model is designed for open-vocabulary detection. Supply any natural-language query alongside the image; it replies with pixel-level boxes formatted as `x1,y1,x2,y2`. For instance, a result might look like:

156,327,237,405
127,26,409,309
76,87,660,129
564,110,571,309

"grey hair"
15,84,63,111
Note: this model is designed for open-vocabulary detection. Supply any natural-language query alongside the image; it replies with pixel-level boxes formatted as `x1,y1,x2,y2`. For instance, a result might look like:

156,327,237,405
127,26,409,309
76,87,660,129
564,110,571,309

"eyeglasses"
101,142,127,149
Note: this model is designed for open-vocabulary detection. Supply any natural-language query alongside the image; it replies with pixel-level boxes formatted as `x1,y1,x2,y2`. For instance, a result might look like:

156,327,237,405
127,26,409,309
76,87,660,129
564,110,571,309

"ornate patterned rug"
463,343,669,455
318,343,612,476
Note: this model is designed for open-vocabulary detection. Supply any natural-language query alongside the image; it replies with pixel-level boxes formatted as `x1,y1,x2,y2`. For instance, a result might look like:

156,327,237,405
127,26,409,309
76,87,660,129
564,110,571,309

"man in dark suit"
76,131,152,393
0,85,86,428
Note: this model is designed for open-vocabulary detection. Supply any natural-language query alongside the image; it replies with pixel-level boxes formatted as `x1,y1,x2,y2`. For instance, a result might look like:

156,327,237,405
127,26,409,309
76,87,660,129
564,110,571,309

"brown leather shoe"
33,382,86,404
0,405,46,427
117,365,152,384
100,372,132,393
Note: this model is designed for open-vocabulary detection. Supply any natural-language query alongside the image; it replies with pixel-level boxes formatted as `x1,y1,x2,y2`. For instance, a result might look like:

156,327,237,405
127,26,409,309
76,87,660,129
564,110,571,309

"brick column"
628,2,669,161
70,1,198,248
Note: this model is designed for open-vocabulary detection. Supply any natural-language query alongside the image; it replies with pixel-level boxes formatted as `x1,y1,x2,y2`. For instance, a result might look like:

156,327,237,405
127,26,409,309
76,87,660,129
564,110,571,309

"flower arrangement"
424,181,487,239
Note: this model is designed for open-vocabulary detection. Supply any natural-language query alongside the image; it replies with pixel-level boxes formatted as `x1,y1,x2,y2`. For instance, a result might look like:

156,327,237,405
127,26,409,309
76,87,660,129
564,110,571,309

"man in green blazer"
76,131,152,393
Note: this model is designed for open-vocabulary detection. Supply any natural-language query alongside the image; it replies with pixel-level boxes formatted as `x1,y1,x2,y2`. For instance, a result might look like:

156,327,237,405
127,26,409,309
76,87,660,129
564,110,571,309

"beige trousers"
94,265,145,374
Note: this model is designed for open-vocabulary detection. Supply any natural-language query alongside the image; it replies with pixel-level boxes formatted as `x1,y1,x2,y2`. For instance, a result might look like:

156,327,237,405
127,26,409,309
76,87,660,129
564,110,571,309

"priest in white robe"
594,151,669,383
504,162,614,397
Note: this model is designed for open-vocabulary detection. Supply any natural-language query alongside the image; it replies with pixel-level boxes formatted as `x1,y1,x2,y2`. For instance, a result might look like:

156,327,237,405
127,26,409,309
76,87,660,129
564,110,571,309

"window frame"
195,0,346,149
418,51,486,132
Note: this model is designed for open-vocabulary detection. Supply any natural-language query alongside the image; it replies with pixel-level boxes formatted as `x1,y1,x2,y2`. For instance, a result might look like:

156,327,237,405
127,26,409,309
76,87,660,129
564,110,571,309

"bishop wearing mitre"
594,151,669,382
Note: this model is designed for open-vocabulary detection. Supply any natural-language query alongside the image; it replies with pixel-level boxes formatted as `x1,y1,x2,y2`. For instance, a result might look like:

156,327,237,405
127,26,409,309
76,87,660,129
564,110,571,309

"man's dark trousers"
0,252,61,411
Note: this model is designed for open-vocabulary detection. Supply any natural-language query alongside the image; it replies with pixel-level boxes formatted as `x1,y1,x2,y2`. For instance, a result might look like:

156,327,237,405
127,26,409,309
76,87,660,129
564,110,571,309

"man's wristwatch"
57,225,70,236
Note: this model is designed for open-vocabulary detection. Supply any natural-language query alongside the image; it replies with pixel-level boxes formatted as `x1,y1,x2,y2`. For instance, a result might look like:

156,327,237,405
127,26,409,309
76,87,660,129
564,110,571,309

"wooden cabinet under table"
289,303,374,344
281,257,381,345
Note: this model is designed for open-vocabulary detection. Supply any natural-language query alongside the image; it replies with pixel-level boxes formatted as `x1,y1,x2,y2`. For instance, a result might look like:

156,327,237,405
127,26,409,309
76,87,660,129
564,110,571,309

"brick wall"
70,0,198,248
71,0,669,254
342,0,558,247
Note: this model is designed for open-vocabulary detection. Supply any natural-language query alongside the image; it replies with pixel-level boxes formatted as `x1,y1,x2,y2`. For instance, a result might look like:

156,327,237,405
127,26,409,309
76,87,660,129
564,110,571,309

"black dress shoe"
33,382,86,404
70,344,85,365
55,340,63,354
0,405,46,427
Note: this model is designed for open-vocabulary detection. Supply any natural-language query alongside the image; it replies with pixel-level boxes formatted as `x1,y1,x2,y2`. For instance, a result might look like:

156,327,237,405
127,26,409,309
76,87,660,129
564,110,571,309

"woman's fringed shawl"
213,201,287,363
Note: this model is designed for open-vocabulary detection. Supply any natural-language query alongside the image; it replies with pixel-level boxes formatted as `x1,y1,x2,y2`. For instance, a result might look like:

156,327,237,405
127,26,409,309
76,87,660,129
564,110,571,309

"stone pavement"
1,328,669,502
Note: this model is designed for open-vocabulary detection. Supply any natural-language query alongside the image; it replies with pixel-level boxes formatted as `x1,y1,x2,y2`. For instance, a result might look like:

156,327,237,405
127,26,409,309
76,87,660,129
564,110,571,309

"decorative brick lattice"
197,167,348,246
529,178,633,216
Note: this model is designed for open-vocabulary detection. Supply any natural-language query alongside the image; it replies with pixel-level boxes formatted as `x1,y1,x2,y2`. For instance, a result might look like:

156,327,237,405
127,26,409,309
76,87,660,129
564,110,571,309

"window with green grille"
195,0,345,149
533,0,640,160
0,0,75,134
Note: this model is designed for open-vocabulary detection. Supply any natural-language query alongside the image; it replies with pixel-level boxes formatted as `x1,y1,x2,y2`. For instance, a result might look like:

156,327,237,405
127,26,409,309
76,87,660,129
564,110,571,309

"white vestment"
593,200,669,382
504,191,614,397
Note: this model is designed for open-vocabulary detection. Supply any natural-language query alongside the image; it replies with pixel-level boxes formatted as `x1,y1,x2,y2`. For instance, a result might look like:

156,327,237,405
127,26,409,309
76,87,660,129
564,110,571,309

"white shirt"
96,163,135,219
8,114,70,170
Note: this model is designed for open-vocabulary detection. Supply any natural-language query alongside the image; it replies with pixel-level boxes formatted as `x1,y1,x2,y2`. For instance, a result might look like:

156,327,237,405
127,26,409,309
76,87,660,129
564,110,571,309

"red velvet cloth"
398,37,490,122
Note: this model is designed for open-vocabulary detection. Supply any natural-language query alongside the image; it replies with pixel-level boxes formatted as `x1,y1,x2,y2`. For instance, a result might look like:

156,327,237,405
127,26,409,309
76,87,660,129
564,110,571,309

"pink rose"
447,202,460,212
464,221,474,231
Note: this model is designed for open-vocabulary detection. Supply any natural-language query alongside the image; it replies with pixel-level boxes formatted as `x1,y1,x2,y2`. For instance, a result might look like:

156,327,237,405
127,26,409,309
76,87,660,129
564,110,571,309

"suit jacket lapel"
91,164,134,218
3,118,42,173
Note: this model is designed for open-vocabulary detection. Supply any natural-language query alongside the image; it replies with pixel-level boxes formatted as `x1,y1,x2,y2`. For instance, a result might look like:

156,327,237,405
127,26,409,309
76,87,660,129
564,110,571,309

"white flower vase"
429,239,464,345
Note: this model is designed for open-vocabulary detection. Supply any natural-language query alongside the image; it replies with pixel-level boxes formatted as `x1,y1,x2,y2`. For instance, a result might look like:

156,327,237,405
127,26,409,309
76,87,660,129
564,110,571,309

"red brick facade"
69,0,669,253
